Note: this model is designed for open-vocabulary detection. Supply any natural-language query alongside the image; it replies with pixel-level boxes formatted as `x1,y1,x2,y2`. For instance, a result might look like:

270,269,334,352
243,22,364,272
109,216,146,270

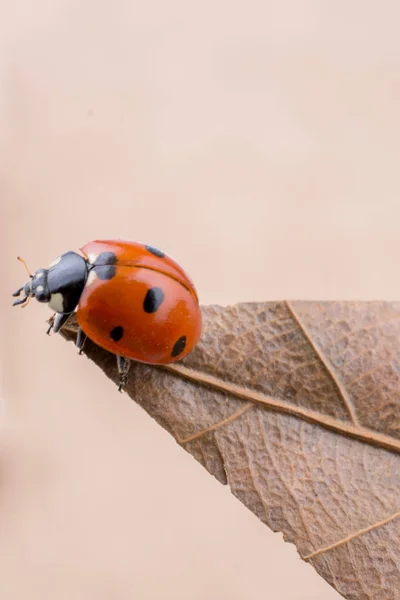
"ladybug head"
12,251,88,314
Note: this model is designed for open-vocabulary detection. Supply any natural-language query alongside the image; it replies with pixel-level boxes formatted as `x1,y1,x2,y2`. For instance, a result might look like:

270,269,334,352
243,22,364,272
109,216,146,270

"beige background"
2,1,400,599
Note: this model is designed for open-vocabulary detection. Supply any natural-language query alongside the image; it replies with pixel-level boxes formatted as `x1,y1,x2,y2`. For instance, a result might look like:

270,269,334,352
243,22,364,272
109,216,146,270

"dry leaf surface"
62,301,400,600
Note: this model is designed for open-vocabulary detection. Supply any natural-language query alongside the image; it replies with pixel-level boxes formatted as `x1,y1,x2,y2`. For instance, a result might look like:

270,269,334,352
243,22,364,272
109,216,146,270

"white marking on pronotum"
36,271,44,279
36,285,44,292
87,253,97,264
48,255,62,268
49,293,64,313
86,270,98,286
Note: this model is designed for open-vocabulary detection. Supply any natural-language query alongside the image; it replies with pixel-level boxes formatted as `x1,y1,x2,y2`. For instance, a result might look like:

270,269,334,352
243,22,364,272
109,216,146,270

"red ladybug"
12,240,202,390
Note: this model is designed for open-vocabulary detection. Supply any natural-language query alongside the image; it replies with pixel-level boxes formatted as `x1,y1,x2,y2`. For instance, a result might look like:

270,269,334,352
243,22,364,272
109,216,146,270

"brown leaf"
61,301,400,600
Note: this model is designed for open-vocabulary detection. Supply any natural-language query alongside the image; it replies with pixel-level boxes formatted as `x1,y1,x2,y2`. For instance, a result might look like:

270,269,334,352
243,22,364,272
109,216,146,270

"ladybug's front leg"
46,312,72,335
116,355,131,392
46,313,56,335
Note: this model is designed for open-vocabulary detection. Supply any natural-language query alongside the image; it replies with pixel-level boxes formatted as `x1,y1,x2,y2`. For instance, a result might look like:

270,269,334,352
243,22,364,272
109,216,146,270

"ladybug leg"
47,312,72,335
116,355,131,392
76,327,87,355
46,313,56,335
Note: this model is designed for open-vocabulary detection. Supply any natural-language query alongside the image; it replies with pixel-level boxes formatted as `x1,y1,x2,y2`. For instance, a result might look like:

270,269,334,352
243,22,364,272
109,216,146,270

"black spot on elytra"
145,245,165,258
92,251,118,280
171,336,187,357
143,287,165,313
110,326,124,342
93,252,117,266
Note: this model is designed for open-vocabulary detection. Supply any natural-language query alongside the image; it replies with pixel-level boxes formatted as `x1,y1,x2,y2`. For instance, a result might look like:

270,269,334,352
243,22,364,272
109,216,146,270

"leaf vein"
178,403,253,445
304,509,400,561
285,301,360,427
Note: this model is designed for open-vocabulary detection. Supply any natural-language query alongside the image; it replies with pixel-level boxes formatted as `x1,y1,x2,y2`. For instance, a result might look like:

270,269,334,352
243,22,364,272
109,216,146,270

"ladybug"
12,240,202,390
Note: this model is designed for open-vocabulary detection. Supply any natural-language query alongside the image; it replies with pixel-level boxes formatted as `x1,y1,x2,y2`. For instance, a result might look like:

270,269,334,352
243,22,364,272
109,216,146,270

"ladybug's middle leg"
76,327,87,354
116,355,131,392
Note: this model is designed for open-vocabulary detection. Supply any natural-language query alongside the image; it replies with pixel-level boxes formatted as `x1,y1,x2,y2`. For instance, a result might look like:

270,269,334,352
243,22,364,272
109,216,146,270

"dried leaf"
61,301,400,600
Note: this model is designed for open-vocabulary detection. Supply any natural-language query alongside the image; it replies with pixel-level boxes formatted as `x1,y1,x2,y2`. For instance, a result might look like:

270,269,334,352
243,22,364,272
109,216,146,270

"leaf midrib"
161,362,400,455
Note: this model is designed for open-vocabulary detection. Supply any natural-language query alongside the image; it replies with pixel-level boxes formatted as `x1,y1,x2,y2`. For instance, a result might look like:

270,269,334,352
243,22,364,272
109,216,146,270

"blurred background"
2,1,400,598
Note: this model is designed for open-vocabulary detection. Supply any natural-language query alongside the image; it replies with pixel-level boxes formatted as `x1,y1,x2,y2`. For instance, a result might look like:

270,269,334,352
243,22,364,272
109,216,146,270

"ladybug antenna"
17,255,33,278
12,256,33,307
